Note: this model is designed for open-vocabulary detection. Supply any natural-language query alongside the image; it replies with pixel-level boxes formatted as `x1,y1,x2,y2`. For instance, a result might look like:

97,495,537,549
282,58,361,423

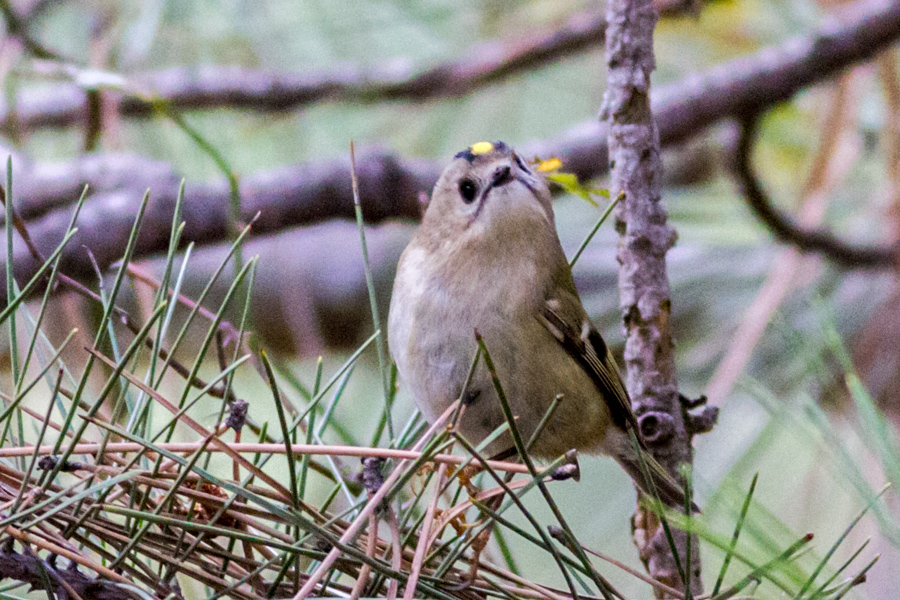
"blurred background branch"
0,0,705,133
733,112,899,268
0,0,898,302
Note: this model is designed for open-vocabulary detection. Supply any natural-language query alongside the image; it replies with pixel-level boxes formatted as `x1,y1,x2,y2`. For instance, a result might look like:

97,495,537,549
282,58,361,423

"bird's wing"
538,294,641,438
539,290,697,511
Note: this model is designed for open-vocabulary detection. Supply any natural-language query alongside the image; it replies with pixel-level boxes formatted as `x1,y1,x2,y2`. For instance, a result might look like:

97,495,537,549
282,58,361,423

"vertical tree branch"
602,0,702,597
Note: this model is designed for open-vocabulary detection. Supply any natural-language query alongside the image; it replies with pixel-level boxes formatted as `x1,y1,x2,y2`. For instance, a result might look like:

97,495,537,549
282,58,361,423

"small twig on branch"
0,0,62,60
733,113,899,268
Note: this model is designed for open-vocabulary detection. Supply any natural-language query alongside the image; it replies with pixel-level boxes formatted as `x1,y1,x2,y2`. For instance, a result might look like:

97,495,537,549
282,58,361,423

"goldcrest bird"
388,141,693,509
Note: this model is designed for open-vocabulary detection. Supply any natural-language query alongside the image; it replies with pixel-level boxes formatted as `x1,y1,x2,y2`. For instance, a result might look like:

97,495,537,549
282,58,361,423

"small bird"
388,141,693,510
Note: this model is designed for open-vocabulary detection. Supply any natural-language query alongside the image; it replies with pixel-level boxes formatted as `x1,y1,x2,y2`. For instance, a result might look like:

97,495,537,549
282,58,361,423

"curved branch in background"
734,114,900,268
704,72,859,408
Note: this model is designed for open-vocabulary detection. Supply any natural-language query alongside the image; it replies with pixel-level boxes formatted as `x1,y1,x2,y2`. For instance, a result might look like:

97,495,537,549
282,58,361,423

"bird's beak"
477,165,514,202
477,165,513,202
470,165,511,221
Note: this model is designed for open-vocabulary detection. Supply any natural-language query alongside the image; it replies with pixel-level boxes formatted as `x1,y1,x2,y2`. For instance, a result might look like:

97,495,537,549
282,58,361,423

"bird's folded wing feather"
539,292,699,511
538,295,641,438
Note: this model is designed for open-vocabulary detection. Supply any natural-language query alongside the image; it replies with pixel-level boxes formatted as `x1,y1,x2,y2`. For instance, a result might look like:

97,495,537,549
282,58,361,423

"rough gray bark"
602,0,702,597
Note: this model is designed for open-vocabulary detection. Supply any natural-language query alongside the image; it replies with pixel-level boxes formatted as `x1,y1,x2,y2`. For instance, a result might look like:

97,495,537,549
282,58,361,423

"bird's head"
421,141,554,244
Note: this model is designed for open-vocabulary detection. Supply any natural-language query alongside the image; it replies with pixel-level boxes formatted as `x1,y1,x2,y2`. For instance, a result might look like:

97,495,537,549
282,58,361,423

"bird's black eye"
459,179,477,203
513,153,531,174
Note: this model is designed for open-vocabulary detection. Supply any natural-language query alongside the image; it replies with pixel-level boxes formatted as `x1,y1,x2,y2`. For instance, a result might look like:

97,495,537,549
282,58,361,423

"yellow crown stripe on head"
470,141,494,155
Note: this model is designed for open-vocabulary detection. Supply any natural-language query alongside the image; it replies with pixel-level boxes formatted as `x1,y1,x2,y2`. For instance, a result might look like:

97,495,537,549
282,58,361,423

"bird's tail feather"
616,448,700,513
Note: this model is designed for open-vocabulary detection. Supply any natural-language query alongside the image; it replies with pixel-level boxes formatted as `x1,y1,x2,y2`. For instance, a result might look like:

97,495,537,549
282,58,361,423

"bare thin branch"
0,440,532,474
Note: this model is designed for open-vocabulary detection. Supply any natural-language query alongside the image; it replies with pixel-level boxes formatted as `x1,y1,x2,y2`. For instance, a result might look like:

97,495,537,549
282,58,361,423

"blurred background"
1,0,900,598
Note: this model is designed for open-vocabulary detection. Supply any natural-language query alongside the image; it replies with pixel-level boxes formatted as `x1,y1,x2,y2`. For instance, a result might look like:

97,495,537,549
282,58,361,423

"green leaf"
546,172,609,205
